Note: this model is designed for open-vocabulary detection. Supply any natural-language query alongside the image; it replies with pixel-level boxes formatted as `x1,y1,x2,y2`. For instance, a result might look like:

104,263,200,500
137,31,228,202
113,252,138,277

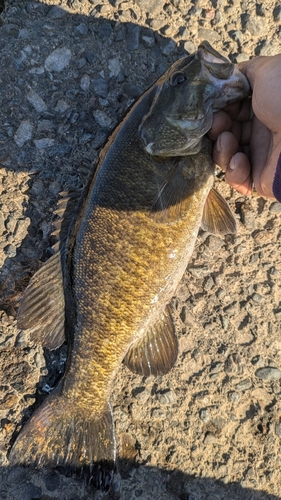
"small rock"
142,35,155,47
156,389,177,405
4,244,17,257
204,432,217,444
269,202,281,213
184,40,196,53
161,39,177,56
188,266,210,278
198,28,221,43
37,120,55,133
122,83,143,98
126,24,140,50
90,78,108,98
235,379,252,391
92,129,109,149
199,408,210,422
45,47,72,72
98,22,113,40
75,23,88,36
55,99,70,113
14,120,33,147
77,58,87,69
108,58,121,77
34,352,45,369
206,235,224,251
252,293,264,303
228,391,240,403
34,138,55,149
244,17,268,36
27,89,47,113
93,110,113,128
47,6,68,18
275,421,281,437
255,367,281,381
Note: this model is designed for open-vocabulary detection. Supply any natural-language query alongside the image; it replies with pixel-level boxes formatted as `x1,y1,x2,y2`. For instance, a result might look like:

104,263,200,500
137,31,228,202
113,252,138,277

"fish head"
139,41,250,157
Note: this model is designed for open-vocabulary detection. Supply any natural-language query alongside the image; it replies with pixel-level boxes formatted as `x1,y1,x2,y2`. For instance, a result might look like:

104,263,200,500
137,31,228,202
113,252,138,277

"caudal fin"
9,392,116,490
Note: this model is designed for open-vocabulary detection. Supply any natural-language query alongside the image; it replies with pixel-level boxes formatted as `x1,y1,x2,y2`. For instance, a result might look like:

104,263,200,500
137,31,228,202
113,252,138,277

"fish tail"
9,391,116,490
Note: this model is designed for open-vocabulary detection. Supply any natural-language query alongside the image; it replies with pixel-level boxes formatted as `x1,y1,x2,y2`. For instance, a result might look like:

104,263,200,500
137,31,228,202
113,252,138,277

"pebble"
275,421,281,437
235,379,252,391
93,110,113,128
161,39,177,56
27,89,47,113
54,99,70,113
45,47,72,72
108,58,121,77
228,391,240,403
199,408,210,423
126,24,140,50
244,16,269,36
204,432,217,444
142,35,155,47
122,83,143,98
156,389,177,405
14,120,33,147
188,266,210,278
34,138,55,149
184,40,196,53
37,120,56,133
255,367,281,381
269,202,281,213
206,235,224,251
47,5,68,18
90,78,108,98
252,293,264,304
92,129,109,149
75,23,88,36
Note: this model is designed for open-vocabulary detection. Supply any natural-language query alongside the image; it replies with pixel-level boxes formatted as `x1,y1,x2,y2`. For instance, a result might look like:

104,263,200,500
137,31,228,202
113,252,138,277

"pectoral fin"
151,159,194,223
17,252,65,349
123,306,178,377
201,187,237,235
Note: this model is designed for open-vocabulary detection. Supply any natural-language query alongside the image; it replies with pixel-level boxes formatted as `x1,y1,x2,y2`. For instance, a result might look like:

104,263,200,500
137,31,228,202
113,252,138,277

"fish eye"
170,72,186,87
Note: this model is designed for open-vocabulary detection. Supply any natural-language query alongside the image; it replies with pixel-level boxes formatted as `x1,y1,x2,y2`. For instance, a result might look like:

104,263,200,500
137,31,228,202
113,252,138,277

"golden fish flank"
9,41,250,489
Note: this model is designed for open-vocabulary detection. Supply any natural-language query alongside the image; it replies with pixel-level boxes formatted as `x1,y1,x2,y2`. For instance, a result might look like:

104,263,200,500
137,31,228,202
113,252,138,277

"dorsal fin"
17,157,96,349
123,306,178,377
201,187,237,235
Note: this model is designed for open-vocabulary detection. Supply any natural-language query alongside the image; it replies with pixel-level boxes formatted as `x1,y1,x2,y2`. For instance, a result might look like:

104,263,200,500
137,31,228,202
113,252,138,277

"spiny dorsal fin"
201,187,237,235
17,252,65,349
76,157,95,187
151,159,195,224
123,306,178,377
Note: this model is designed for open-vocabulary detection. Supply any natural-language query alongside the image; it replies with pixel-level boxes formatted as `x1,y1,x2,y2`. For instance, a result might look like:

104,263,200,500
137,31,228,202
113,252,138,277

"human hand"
208,54,281,200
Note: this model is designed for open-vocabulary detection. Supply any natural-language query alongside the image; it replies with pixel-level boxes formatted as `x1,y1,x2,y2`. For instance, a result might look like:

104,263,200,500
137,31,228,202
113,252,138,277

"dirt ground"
0,0,281,499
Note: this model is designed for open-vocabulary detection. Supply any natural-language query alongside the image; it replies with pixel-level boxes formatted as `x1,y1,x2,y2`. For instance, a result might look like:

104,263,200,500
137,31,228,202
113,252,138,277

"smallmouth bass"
9,42,250,488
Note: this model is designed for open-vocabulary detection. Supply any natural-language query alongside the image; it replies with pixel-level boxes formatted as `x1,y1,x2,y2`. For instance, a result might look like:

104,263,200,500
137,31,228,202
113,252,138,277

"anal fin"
123,306,178,377
201,187,237,235
17,252,65,349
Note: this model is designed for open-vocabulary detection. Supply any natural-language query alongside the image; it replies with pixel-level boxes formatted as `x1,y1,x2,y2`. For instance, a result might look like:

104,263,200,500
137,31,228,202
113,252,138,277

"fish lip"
143,136,203,157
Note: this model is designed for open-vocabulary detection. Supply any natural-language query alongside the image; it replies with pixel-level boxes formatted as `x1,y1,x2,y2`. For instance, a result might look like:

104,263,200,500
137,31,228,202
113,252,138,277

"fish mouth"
143,136,203,157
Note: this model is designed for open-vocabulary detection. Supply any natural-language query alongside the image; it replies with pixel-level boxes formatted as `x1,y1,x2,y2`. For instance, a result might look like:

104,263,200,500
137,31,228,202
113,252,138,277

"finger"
250,118,272,196
208,111,232,141
225,152,252,196
260,141,281,199
213,131,239,171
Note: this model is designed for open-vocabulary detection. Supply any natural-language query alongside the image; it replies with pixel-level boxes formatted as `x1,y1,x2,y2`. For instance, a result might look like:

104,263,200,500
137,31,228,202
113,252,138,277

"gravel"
0,0,281,499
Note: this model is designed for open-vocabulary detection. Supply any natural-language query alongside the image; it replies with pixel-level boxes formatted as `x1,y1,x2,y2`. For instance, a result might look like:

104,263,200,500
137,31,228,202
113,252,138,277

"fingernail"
228,155,237,170
216,134,222,153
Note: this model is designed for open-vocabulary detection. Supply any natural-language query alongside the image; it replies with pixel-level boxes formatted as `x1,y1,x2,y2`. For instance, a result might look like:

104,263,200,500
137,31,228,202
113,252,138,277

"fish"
9,41,250,489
